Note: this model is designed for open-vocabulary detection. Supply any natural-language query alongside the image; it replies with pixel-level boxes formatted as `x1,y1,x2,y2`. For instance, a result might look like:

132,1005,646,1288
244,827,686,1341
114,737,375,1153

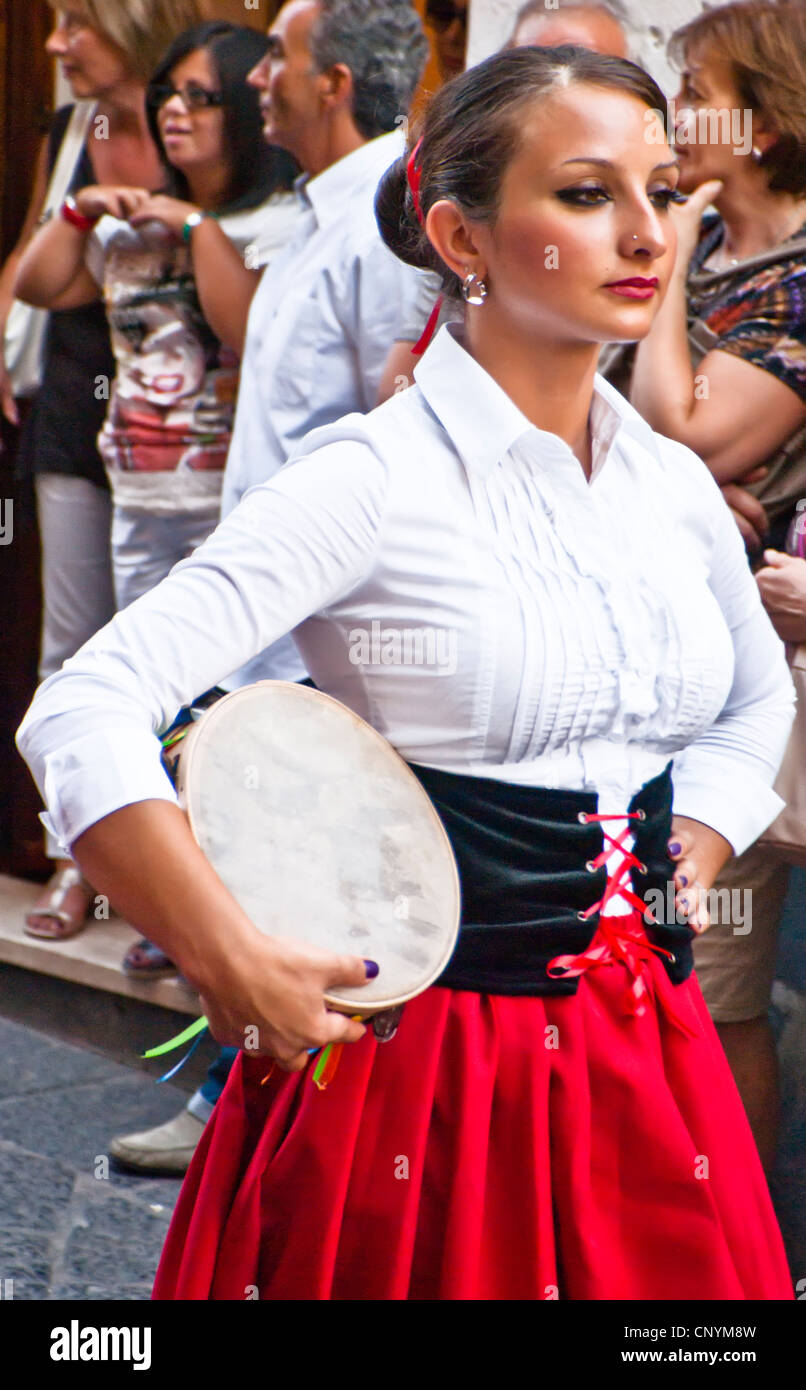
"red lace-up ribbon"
547,811,698,1039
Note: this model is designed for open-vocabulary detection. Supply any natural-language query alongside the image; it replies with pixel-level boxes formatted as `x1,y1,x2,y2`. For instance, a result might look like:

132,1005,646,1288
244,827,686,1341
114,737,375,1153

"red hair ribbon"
412,294,443,357
406,137,425,228
406,136,442,358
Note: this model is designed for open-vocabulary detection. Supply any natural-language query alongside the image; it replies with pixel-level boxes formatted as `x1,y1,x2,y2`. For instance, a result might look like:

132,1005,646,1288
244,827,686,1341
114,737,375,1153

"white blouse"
17,323,795,858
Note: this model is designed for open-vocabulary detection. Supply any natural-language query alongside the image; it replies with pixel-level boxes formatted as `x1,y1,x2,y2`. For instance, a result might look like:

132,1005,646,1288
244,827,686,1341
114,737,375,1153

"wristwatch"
182,210,207,243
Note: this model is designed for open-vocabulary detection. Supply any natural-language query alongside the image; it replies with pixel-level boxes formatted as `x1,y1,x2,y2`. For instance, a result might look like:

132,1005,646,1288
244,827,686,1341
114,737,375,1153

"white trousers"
110,504,220,611
35,473,116,683
35,473,116,860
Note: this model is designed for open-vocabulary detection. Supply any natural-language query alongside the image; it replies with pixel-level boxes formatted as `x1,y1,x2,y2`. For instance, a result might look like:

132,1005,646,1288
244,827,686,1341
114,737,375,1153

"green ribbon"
143,1015,208,1059
311,1044,332,1086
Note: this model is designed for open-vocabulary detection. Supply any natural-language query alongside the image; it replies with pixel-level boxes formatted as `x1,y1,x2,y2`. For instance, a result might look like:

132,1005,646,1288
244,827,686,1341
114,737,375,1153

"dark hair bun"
375,155,433,272
375,153,459,294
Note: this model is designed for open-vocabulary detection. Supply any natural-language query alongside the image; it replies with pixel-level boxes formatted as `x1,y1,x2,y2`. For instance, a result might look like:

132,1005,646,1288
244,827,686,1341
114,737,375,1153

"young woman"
3,0,205,940
376,0,631,405
17,46,795,1300
602,0,806,1174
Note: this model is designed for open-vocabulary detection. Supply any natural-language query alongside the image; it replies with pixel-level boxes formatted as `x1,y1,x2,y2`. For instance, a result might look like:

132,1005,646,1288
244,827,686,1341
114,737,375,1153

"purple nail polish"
668,841,682,856
363,959,380,979
678,874,688,888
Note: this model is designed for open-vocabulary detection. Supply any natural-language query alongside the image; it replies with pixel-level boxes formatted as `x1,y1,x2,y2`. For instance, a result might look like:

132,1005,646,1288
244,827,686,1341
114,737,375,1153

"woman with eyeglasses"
15,18,302,946
1,0,205,941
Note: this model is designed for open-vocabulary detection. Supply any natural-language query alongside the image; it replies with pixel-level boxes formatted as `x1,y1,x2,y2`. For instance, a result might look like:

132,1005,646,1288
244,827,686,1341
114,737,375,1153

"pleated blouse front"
17,324,794,857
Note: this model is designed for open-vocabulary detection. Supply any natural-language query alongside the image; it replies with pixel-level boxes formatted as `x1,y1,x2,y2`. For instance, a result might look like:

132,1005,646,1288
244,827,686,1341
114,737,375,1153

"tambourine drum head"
177,682,461,1012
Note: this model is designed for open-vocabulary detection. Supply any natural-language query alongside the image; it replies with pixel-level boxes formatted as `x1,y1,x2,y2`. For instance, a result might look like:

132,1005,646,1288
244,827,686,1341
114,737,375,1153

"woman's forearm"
14,216,90,308
189,217,260,357
72,799,260,997
630,272,697,438
1,135,50,324
630,272,696,430
72,799,370,1062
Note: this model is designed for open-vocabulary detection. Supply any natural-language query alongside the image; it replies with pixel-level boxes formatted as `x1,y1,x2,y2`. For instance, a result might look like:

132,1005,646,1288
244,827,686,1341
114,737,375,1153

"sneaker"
109,1108,205,1175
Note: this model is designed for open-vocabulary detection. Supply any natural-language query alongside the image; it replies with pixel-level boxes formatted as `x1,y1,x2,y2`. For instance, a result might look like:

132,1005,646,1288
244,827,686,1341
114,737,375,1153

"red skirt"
152,948,793,1300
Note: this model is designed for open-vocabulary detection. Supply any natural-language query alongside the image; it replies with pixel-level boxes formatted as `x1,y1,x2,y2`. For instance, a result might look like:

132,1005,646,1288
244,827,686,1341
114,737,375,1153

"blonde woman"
0,0,206,939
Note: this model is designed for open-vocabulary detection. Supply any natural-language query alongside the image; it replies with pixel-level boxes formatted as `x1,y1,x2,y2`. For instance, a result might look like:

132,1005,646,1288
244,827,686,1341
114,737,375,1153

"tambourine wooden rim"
171,681,462,1014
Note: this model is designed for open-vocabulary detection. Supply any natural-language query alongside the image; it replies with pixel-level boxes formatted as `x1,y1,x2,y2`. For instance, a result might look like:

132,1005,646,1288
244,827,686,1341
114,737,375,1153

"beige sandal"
24,863,94,940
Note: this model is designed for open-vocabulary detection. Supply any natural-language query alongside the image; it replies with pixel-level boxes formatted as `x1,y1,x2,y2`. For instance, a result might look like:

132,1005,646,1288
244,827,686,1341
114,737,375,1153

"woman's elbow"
12,264,52,309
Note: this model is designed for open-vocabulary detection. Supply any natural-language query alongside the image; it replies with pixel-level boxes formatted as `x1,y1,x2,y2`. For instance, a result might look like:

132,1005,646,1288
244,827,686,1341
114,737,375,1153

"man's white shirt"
219,128,438,684
222,128,437,516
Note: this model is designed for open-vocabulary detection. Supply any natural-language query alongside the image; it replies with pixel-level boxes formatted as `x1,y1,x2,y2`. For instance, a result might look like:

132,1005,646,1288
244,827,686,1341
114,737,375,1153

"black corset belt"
406,761,693,997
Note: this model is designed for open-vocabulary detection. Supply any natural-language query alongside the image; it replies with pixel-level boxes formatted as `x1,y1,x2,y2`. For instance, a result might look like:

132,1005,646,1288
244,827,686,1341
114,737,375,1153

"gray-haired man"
110,0,435,1176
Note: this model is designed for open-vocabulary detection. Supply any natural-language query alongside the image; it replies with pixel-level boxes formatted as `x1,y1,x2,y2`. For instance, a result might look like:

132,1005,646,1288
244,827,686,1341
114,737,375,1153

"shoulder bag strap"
41,101,98,221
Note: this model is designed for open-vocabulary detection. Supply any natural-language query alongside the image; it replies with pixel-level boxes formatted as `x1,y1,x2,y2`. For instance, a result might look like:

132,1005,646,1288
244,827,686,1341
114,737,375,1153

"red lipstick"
604,276,659,300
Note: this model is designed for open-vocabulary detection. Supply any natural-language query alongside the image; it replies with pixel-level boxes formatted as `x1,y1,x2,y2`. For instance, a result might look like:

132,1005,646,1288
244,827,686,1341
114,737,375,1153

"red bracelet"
61,196,98,233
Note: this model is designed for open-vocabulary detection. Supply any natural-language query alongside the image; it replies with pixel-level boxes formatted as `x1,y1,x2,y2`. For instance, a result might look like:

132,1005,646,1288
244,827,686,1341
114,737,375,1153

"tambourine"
162,682,461,1019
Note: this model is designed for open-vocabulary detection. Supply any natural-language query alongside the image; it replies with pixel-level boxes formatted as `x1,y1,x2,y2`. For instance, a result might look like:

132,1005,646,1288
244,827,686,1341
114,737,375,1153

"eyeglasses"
425,0,467,32
149,81,225,112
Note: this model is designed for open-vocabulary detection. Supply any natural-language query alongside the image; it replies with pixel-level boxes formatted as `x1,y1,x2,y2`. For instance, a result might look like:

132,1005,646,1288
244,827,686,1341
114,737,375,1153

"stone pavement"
0,1017,187,1300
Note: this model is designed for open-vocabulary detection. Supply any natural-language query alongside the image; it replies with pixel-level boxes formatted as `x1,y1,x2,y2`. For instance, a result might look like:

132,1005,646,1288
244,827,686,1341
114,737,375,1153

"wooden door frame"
0,0,52,260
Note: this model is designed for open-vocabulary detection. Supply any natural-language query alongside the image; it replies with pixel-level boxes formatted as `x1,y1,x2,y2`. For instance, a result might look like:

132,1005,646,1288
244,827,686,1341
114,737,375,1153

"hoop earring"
461,271,488,306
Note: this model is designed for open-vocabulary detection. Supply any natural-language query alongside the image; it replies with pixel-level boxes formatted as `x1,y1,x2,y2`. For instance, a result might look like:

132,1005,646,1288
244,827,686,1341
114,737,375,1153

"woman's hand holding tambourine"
196,933,372,1072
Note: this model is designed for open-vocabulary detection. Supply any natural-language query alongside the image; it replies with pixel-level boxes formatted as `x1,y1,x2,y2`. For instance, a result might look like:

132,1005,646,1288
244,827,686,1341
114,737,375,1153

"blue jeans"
187,1046,238,1123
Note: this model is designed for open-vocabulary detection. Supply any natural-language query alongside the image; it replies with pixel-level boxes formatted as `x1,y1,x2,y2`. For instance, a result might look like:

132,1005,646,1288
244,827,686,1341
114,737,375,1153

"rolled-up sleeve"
671,471,796,854
17,434,387,851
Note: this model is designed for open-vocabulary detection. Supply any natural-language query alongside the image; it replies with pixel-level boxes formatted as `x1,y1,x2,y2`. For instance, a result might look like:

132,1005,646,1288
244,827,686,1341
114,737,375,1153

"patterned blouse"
688,214,806,403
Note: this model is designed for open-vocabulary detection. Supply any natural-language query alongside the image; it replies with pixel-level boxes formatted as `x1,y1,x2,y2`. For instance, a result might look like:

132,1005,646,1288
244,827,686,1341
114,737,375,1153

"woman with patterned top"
602,0,806,1175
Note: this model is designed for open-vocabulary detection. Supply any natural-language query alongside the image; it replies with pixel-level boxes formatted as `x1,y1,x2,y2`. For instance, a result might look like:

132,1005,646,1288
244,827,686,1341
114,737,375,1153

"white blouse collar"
413,322,662,480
